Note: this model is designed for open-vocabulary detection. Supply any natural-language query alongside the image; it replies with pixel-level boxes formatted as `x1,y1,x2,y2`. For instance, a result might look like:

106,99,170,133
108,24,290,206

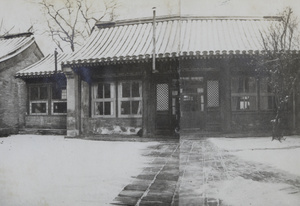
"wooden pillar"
81,80,89,133
220,58,232,132
142,65,155,137
63,67,81,137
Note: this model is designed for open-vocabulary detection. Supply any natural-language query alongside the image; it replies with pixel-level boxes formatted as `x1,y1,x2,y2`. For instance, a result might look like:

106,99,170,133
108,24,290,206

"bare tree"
0,18,15,36
257,7,300,141
40,0,118,52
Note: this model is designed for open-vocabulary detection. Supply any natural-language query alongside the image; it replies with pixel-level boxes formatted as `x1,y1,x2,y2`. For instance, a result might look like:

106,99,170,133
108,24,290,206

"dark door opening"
155,80,179,135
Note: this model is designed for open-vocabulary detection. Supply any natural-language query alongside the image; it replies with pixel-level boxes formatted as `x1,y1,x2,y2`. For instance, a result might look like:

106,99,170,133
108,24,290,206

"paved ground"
112,134,300,206
112,141,180,206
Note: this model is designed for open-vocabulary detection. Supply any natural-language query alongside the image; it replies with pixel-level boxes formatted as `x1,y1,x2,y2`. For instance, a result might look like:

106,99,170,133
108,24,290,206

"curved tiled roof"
62,15,292,67
16,53,70,77
0,32,37,63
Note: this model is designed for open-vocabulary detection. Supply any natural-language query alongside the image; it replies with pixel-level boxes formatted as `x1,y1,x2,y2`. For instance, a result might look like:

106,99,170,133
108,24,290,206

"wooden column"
142,65,155,137
220,58,232,132
63,67,81,137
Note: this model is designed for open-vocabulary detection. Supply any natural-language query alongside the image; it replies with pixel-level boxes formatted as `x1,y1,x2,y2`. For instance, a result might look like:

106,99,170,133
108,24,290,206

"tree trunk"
272,106,285,142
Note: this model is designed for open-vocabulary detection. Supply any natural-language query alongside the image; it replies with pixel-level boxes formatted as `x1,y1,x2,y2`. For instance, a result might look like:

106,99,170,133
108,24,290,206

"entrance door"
181,76,221,130
181,77,206,129
155,81,179,135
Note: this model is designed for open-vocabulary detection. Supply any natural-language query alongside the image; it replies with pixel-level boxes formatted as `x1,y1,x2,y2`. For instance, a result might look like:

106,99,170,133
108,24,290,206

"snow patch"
93,125,141,135
215,177,300,206
209,137,300,176
0,135,156,206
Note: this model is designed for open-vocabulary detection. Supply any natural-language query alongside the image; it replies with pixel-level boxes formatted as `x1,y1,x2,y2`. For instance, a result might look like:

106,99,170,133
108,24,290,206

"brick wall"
25,115,67,129
82,117,142,135
232,112,276,132
0,42,43,135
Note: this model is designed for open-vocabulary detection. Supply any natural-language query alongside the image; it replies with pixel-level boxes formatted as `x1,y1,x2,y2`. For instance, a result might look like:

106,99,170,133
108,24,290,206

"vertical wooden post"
220,58,232,132
63,67,81,137
142,64,155,137
292,84,296,131
142,65,149,137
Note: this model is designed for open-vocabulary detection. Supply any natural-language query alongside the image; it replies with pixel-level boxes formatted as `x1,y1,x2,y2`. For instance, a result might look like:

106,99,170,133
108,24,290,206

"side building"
15,53,69,135
0,32,43,136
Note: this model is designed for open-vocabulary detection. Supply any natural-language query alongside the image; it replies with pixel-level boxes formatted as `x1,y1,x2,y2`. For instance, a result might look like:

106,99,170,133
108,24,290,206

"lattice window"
156,84,169,111
207,80,219,107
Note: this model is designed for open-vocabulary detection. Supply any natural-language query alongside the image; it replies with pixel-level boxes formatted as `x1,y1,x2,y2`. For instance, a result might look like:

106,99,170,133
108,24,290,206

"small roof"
16,53,70,77
62,15,289,67
0,32,37,63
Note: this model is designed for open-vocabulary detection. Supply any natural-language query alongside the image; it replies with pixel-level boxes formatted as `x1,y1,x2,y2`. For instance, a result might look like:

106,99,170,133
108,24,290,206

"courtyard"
0,134,299,205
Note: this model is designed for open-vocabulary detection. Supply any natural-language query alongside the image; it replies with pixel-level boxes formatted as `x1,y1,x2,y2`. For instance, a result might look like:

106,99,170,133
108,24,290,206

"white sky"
0,0,299,54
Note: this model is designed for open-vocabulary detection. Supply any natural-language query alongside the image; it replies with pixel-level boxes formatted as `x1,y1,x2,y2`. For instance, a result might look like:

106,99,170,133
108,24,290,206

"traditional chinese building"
16,16,300,137
0,32,43,136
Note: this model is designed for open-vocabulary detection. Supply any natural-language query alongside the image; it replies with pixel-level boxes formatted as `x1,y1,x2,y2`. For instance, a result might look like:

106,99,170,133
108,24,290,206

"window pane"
104,83,111,98
132,101,141,114
121,101,130,114
104,102,111,115
40,87,48,99
61,89,67,99
260,96,274,110
97,83,104,98
232,96,256,110
52,86,61,99
207,80,219,107
30,87,39,100
247,77,256,93
95,102,104,115
53,102,67,113
32,103,47,113
122,82,131,97
231,97,238,111
260,78,272,93
132,82,140,97
156,83,169,111
231,77,239,93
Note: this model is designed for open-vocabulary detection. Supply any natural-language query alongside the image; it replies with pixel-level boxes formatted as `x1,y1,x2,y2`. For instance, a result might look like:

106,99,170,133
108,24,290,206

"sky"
0,0,299,54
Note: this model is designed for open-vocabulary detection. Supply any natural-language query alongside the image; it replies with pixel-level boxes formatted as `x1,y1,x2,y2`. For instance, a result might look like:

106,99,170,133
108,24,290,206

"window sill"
232,110,274,113
27,114,67,116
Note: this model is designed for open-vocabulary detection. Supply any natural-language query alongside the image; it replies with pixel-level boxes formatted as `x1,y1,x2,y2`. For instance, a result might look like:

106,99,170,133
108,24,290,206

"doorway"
155,80,179,135
180,76,220,130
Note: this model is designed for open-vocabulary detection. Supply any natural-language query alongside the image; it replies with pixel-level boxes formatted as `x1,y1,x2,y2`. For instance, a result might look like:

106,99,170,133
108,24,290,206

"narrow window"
260,78,275,110
52,85,67,114
207,80,219,107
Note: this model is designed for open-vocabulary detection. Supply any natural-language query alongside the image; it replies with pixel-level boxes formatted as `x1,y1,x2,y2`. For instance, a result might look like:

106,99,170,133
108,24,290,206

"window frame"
28,85,49,115
118,81,142,118
231,76,258,111
28,84,67,116
92,82,116,118
259,78,275,111
51,86,67,115
231,76,275,112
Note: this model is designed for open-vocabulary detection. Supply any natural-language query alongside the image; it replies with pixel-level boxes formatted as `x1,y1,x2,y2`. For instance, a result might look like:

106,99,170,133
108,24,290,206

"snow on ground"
0,135,157,206
215,177,300,206
209,136,300,206
209,136,300,176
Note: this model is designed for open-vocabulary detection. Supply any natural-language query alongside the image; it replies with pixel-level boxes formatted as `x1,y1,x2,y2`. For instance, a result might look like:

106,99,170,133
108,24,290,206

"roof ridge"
95,15,281,28
0,32,33,39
